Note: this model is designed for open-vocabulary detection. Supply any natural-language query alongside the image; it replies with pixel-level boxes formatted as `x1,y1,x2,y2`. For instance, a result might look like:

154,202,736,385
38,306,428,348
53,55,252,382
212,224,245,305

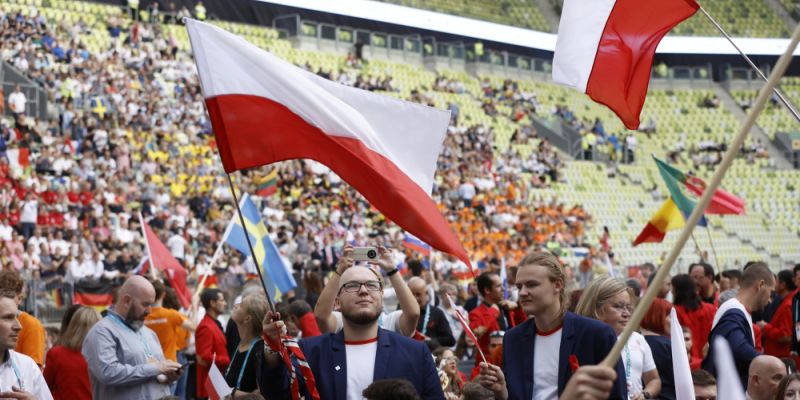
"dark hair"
462,382,495,400
740,261,773,289
794,264,800,277
641,262,656,273
362,379,421,400
568,289,584,313
200,288,223,309
0,270,23,295
233,394,265,400
407,259,424,277
721,269,741,282
775,373,800,400
476,272,497,298
672,274,702,311
625,279,642,298
692,369,716,387
303,271,323,295
689,262,714,279
778,270,797,292
162,287,180,310
288,299,312,317
59,304,83,335
152,279,166,300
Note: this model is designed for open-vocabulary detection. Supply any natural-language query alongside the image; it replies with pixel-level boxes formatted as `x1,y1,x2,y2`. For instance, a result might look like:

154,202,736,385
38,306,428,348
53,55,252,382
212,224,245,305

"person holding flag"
468,271,525,368
196,288,230,399
477,251,626,399
259,262,443,399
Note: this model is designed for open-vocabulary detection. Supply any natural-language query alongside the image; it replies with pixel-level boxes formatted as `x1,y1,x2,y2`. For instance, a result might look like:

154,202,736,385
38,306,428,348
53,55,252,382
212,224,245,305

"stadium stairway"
534,0,560,32
712,84,794,169
765,0,799,31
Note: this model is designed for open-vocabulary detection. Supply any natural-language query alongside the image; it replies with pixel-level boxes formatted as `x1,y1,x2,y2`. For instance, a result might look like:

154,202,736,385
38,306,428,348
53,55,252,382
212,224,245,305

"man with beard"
260,247,443,399
702,261,775,390
82,275,183,399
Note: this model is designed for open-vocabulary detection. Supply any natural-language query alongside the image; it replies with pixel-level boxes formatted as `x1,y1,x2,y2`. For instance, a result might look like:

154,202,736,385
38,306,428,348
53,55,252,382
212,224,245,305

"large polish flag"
552,0,699,130
185,19,471,266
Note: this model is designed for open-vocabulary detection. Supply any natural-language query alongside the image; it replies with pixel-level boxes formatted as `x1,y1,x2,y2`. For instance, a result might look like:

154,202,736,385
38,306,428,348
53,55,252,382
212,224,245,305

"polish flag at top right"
553,0,699,130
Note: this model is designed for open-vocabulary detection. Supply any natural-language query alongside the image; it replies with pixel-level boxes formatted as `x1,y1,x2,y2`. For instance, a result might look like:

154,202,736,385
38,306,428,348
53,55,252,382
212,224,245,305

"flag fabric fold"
402,234,432,256
141,219,192,309
713,337,746,400
223,193,295,301
553,0,699,129
205,358,232,400
670,308,695,400
186,19,470,267
633,197,686,246
655,157,745,215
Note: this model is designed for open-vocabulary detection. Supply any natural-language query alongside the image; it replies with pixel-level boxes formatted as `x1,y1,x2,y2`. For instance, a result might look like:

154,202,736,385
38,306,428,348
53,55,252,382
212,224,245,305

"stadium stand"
374,0,552,32
0,0,799,324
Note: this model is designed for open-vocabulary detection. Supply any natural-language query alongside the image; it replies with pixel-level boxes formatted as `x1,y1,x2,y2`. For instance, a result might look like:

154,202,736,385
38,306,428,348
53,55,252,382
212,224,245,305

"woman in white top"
575,277,661,400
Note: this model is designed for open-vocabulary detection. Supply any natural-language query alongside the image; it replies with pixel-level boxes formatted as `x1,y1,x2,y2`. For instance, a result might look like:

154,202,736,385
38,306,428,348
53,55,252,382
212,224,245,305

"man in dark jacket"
408,277,454,350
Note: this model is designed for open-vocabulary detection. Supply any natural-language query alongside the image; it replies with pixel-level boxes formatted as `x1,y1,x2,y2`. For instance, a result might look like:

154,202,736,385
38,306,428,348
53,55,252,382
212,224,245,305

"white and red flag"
186,19,470,267
553,0,699,130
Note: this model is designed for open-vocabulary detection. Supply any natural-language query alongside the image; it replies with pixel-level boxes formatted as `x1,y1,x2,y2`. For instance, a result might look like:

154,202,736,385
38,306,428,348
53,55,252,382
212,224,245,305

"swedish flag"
224,193,297,301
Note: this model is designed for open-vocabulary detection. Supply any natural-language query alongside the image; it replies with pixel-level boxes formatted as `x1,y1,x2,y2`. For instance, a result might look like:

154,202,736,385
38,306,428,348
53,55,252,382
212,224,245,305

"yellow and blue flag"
224,193,297,301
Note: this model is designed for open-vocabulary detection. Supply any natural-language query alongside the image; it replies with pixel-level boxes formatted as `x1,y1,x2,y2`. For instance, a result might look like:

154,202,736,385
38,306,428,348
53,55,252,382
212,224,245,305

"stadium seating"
374,0,551,32
3,0,799,277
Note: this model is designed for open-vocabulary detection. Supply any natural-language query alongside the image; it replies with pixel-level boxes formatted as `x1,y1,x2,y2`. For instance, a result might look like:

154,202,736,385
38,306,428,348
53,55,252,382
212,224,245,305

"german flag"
255,169,278,197
50,287,64,308
73,281,113,310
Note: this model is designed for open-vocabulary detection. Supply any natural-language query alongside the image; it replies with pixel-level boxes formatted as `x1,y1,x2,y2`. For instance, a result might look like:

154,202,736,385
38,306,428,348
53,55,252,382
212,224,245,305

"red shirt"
468,303,500,365
675,302,717,361
763,290,798,358
298,312,321,338
43,345,92,400
196,314,230,397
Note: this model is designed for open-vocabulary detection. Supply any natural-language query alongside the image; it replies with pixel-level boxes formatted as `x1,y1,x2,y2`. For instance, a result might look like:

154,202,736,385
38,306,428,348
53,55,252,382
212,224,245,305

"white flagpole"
603,22,800,368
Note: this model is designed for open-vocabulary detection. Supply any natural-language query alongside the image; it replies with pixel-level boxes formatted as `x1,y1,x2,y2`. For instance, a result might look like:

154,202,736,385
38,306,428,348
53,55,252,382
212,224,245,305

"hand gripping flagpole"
224,173,276,312
698,6,800,123
602,22,800,368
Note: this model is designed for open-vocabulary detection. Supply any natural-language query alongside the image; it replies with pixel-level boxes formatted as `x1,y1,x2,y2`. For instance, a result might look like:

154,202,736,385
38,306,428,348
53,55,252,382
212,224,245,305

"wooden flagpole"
602,22,800,368
698,6,800,123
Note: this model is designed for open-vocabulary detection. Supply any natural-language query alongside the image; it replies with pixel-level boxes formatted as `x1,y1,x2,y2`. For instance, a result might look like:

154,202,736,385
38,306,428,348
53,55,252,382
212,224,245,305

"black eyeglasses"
339,280,382,294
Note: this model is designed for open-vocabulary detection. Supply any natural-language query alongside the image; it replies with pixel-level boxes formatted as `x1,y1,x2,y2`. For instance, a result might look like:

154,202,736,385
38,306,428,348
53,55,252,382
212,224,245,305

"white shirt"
166,234,186,259
345,339,377,400
0,350,53,399
533,328,562,400
20,200,37,224
8,91,26,114
333,310,404,335
620,332,656,398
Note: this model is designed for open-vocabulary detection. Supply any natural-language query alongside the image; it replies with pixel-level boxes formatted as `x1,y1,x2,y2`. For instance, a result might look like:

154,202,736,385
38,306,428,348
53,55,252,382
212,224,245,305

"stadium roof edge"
259,0,800,56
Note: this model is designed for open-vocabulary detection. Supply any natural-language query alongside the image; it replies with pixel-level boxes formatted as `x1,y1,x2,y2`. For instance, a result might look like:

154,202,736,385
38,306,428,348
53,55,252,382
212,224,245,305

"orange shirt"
16,311,45,366
144,306,185,361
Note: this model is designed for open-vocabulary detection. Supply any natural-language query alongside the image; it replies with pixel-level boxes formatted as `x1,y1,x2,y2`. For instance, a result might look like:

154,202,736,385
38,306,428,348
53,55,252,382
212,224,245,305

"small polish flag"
205,359,232,400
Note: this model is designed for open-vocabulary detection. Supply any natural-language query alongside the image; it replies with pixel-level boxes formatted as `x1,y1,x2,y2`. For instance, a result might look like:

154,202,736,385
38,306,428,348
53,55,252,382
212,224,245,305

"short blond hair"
517,250,569,315
574,277,628,319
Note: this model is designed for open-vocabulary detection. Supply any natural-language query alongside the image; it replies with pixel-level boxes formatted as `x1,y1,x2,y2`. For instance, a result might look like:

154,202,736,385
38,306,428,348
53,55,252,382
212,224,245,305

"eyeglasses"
608,303,633,314
339,280,382,294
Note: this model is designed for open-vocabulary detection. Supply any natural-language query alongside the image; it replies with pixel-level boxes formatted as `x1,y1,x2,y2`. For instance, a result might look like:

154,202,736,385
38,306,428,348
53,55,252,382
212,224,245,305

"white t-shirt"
533,328,562,400
620,332,656,398
345,338,378,400
8,91,26,114
166,234,186,259
0,350,53,399
333,310,405,335
20,200,37,224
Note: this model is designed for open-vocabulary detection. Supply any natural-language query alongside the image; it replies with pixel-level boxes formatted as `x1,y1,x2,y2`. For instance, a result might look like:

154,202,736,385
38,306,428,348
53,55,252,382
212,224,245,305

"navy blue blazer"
258,328,444,399
701,309,759,390
502,311,627,399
